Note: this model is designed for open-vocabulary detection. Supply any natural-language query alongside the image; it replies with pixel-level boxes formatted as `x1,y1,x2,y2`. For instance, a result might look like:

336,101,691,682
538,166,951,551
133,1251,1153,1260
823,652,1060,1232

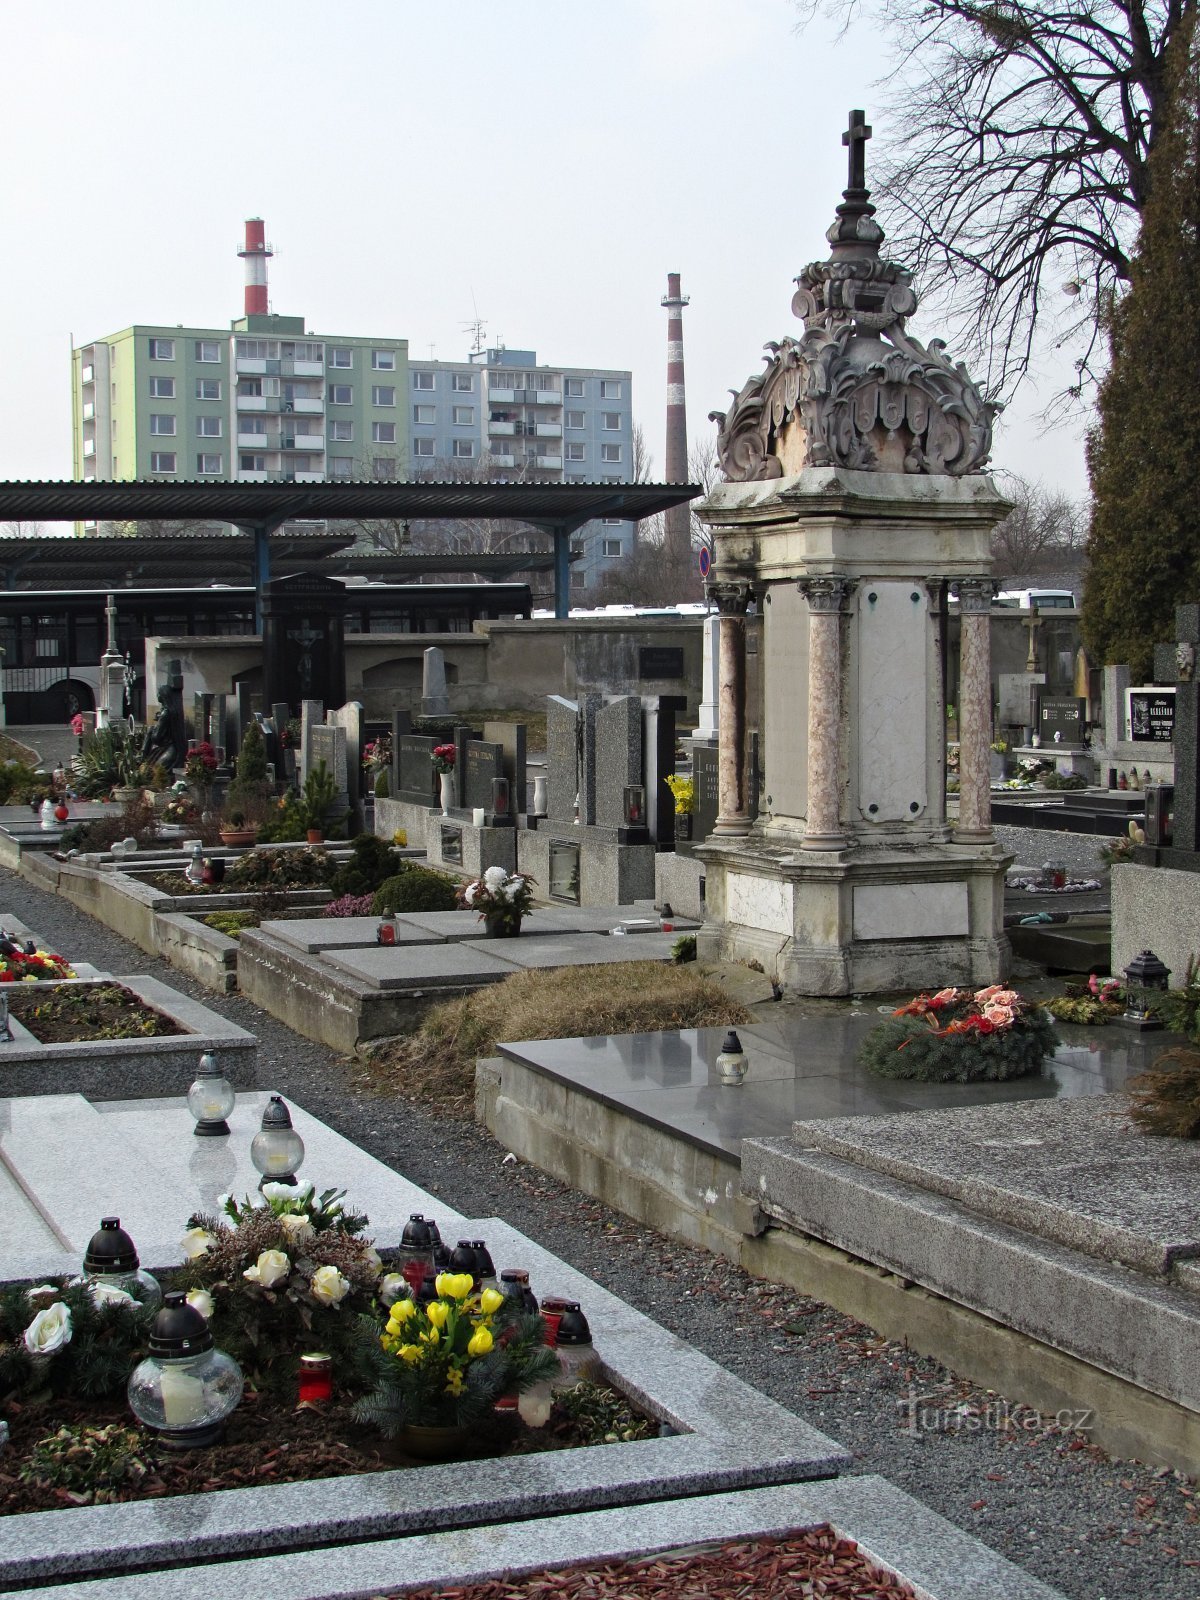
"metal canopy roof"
0,478,697,529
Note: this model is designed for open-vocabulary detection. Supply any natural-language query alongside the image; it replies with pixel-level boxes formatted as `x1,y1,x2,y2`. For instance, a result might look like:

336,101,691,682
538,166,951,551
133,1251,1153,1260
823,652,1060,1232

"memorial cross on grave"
1153,604,1200,857
842,108,872,192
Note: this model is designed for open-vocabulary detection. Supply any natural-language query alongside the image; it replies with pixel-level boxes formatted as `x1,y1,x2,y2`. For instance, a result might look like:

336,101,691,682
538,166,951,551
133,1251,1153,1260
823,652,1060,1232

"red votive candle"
298,1352,333,1405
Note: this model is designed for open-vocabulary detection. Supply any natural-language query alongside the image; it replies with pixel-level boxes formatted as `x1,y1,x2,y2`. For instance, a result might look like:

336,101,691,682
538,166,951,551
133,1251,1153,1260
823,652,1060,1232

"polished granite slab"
498,1010,1168,1161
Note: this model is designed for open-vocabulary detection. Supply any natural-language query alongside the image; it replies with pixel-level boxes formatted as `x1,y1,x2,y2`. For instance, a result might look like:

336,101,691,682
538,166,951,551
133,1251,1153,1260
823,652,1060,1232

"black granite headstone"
693,744,720,845
1129,689,1176,743
638,645,685,680
1037,695,1087,746
262,574,346,715
1153,605,1199,857
396,734,437,806
463,741,504,811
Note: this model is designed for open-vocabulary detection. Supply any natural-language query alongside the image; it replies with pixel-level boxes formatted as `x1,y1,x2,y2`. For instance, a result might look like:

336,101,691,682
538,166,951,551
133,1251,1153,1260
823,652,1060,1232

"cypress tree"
1083,15,1200,682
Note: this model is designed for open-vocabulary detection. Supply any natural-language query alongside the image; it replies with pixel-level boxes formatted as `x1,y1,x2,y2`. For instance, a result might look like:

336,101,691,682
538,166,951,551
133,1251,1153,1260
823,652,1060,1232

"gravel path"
3,867,1198,1600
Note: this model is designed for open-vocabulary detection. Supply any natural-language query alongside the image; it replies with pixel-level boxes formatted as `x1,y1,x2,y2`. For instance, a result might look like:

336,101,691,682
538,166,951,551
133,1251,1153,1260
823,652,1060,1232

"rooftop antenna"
462,290,487,356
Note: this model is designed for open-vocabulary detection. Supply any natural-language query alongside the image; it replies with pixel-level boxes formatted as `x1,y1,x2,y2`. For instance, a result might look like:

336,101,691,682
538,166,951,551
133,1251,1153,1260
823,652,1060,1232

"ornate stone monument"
695,111,1012,994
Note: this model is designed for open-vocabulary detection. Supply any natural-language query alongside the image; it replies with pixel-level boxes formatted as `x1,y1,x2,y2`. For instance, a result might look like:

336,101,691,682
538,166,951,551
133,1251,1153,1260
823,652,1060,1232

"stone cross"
842,109,872,192
1153,604,1199,856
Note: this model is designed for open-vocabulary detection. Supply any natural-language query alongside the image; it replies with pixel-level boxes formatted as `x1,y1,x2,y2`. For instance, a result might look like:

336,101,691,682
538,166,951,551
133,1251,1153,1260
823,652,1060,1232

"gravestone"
638,645,685,681
643,697,679,846
328,701,364,820
396,734,437,806
595,698,642,831
390,708,413,794
299,699,324,784
1153,605,1199,857
142,663,187,772
463,739,504,813
262,573,346,715
1037,695,1087,747
693,744,720,846
546,696,580,823
998,671,1045,733
1103,664,1131,748
421,647,450,719
308,725,346,792
193,693,214,747
578,693,602,826
1128,688,1175,744
695,615,720,741
483,720,527,815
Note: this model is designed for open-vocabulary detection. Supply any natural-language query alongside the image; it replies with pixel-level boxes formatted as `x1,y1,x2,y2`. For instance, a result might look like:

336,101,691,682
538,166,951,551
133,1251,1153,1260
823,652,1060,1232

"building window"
329,456,354,476
600,380,622,398
329,347,352,368
149,376,175,399
452,406,474,425
565,377,584,397
240,416,266,435
149,338,175,360
566,410,585,429
196,416,222,437
413,371,435,390
413,404,436,425
195,378,221,401
452,373,473,391
195,339,221,363
371,384,396,406
571,569,587,590
371,349,396,370
373,456,397,478
372,421,396,444
570,541,585,556
603,538,623,557
602,412,621,430
601,443,622,462
565,442,585,461
150,451,176,473
238,378,263,398
452,439,475,458
329,419,353,442
149,414,176,436
239,453,266,471
328,383,353,405
413,437,435,457
196,452,223,474
236,338,268,359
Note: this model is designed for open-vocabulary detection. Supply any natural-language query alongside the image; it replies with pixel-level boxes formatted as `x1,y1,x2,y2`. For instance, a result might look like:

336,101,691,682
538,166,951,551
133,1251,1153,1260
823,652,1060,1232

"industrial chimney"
237,219,274,317
661,272,690,562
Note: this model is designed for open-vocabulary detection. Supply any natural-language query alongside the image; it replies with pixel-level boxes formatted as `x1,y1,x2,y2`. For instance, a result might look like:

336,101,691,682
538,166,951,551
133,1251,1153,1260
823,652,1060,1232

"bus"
0,581,532,725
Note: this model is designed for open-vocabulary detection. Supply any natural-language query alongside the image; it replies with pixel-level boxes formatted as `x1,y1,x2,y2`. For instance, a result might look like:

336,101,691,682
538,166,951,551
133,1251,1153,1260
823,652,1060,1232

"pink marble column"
798,575,853,850
954,577,995,841
709,580,751,836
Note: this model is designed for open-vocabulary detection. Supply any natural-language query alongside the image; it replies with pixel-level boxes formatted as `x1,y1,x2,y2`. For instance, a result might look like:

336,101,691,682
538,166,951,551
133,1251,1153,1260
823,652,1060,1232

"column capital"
707,579,752,616
798,574,856,613
953,577,996,613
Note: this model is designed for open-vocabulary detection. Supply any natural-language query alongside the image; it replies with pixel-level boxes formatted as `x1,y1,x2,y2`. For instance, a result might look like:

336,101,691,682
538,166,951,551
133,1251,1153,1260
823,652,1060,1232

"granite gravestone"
262,573,346,715
483,720,527,815
546,696,580,824
390,708,413,795
421,647,451,719
328,702,364,818
299,700,324,784
643,696,679,846
1038,696,1087,747
695,614,720,742
1128,689,1176,744
396,734,437,806
693,744,720,847
595,698,642,831
463,740,504,814
1153,605,1199,858
578,693,602,826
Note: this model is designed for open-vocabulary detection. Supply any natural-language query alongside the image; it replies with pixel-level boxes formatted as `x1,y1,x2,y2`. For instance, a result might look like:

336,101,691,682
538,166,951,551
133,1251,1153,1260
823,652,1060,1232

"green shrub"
1127,1047,1200,1137
330,833,403,898
256,791,307,843
228,846,334,890
0,760,43,805
371,868,459,915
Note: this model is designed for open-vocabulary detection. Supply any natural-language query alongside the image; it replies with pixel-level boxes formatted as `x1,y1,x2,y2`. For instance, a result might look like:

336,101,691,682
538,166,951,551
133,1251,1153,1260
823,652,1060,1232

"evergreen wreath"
858,985,1060,1083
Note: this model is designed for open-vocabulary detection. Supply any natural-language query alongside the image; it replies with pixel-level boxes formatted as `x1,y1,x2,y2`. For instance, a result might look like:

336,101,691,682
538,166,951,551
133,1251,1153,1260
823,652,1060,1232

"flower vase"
484,914,521,939
439,772,455,815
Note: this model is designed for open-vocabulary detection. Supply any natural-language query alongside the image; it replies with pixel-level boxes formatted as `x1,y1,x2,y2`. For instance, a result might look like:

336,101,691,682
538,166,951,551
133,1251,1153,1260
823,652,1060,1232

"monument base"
696,832,1012,996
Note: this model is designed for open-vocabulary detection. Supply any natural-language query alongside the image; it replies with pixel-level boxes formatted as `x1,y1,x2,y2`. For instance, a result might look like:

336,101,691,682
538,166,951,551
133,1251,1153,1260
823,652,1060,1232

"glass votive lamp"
1123,948,1171,1025
715,1029,747,1085
83,1216,163,1314
398,1213,437,1293
250,1094,305,1188
127,1291,244,1449
623,784,645,826
187,1051,235,1138
491,777,510,818
298,1352,333,1406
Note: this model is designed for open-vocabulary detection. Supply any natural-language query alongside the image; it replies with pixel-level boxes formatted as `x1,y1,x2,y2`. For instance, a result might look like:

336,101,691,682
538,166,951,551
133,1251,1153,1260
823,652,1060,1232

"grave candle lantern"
398,1213,437,1293
1122,948,1171,1025
127,1292,243,1450
186,1051,235,1137
715,1029,748,1085
298,1352,333,1406
623,785,645,826
250,1094,305,1188
83,1216,163,1314
491,777,510,817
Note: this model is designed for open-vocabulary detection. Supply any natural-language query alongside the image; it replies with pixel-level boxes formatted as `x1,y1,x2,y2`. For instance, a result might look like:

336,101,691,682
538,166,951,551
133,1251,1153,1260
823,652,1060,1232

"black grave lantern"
1122,948,1171,1025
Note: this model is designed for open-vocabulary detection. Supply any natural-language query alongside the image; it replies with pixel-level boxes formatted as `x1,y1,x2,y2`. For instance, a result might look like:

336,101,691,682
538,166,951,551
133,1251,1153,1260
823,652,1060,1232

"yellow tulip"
467,1325,494,1357
478,1287,504,1315
425,1300,449,1329
420,1325,440,1346
436,1272,474,1301
398,1344,420,1364
389,1298,416,1324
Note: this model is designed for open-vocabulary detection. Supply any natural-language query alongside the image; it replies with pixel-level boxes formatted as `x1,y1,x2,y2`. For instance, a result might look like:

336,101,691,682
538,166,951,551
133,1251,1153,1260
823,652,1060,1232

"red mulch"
385,1531,917,1599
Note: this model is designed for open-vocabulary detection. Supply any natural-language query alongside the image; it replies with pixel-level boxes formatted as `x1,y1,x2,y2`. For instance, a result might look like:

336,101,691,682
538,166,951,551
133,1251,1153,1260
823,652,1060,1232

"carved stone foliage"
711,118,999,483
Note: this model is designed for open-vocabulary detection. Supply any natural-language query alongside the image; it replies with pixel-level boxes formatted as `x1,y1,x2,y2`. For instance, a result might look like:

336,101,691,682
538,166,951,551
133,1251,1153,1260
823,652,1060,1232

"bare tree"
990,473,1087,587
797,1,1188,396
631,423,654,484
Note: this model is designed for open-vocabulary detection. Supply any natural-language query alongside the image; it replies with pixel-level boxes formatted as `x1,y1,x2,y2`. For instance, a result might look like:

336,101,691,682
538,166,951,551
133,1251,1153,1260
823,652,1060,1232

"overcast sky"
0,0,1091,506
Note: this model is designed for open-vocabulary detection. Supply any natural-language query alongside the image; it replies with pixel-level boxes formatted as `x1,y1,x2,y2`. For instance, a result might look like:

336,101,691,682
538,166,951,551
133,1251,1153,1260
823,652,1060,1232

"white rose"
309,1265,351,1306
294,1179,315,1201
278,1213,315,1247
243,1248,291,1288
24,1302,72,1355
260,1181,297,1203
186,1289,214,1320
89,1281,137,1310
25,1284,59,1304
483,866,507,890
362,1246,382,1274
180,1227,216,1260
463,884,477,906
379,1273,407,1307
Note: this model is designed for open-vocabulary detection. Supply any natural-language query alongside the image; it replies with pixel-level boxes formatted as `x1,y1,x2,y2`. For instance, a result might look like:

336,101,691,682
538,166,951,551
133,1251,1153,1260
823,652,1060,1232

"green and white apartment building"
71,221,636,591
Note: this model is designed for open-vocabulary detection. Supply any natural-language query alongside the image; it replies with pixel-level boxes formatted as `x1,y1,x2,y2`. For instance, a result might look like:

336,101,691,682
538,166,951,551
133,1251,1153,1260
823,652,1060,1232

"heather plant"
1127,1047,1200,1138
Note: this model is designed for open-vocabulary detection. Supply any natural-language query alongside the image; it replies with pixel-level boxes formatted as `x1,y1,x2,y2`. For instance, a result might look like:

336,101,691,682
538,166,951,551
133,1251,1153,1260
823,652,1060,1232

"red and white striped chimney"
237,218,273,316
661,272,690,559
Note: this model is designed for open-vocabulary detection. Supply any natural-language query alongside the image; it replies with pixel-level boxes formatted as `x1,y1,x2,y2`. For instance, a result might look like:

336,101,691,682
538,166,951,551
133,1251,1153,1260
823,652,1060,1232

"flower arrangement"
176,1181,382,1396
1045,974,1126,1025
1100,818,1145,866
857,984,1060,1082
353,1272,558,1433
431,743,456,775
184,742,219,786
665,774,695,816
363,736,392,773
456,867,536,933
0,944,75,983
0,1277,153,1400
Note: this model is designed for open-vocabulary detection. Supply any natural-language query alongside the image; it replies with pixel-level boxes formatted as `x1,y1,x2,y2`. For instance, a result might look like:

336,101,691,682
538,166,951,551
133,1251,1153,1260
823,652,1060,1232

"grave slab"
325,942,517,990
270,917,435,955
484,931,678,969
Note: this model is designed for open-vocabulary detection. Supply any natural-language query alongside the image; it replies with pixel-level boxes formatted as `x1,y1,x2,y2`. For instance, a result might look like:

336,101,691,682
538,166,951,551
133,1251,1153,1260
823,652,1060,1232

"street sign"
698,547,711,579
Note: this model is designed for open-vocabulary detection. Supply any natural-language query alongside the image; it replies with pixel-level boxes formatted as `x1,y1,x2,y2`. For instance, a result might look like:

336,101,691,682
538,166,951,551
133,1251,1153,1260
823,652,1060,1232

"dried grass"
354,962,751,1113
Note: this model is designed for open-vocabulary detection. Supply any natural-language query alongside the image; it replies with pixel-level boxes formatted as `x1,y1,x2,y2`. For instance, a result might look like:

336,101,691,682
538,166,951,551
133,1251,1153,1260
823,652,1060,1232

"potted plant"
456,867,536,937
184,741,219,809
218,811,257,848
665,774,695,841
300,759,338,843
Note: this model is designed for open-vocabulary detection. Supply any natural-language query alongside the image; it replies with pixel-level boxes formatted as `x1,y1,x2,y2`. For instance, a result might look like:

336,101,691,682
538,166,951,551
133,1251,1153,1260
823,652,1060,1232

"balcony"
534,453,563,468
292,396,324,414
488,386,516,403
293,470,324,482
283,359,324,377
489,420,516,436
236,357,267,375
82,402,95,422
238,470,270,482
82,439,95,457
533,389,561,405
236,394,268,411
238,430,269,447
488,452,516,467
536,423,562,438
288,431,324,451
81,366,94,385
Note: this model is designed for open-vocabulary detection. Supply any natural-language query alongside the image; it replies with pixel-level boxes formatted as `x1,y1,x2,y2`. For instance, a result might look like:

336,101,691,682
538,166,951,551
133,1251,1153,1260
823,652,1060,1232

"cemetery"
3,116,1200,1600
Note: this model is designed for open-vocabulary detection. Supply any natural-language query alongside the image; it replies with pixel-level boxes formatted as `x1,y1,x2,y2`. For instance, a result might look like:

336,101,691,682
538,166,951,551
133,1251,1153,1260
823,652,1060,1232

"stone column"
955,577,995,841
708,580,751,836
798,575,853,850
